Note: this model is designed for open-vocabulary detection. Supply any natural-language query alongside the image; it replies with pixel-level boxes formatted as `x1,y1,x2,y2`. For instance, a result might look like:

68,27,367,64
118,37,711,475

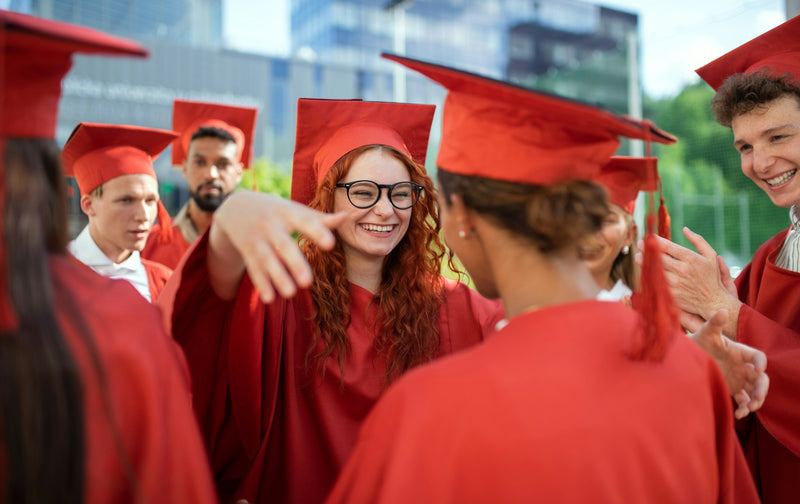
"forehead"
343,148,411,183
733,95,800,131
102,173,159,194
188,136,239,158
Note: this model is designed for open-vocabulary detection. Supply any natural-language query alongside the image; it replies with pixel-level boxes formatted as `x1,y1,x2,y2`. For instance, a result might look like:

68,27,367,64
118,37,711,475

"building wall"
291,0,638,114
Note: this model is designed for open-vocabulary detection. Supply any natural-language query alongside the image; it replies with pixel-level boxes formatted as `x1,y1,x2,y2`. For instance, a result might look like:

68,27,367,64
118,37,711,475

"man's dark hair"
190,125,236,144
711,71,800,127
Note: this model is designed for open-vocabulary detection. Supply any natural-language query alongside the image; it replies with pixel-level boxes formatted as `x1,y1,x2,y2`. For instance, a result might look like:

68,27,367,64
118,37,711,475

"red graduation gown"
327,301,759,504
50,255,216,503
141,222,191,270
734,229,800,503
142,257,172,302
157,232,504,504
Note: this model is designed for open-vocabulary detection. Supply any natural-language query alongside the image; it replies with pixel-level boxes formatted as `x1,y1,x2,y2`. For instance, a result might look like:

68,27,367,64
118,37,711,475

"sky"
223,0,787,99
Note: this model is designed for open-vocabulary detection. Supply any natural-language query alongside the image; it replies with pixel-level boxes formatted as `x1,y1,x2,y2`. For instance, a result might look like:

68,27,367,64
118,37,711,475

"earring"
622,245,630,255
458,230,467,238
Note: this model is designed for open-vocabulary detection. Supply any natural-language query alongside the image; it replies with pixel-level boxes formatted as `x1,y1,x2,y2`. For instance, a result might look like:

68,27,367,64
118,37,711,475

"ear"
447,193,475,233
80,194,95,217
626,221,638,246
182,159,190,178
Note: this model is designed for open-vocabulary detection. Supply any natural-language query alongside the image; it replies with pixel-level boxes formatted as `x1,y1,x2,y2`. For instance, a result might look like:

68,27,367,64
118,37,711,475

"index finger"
286,209,347,250
653,234,701,262
683,227,719,259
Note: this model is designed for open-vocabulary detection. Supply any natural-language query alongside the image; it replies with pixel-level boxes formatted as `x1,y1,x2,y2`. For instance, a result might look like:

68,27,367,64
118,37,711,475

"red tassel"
658,194,671,240
155,200,174,245
631,213,679,361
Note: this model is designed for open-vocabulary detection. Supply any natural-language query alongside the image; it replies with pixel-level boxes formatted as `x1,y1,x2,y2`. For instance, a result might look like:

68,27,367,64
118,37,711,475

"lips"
765,168,797,187
360,223,395,234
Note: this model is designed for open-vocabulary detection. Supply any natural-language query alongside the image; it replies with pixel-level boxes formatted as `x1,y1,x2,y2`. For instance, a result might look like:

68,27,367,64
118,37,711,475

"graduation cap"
61,122,178,243
381,53,675,186
171,98,258,168
696,14,800,90
383,53,679,361
291,98,435,205
596,156,670,240
0,9,148,331
0,9,147,138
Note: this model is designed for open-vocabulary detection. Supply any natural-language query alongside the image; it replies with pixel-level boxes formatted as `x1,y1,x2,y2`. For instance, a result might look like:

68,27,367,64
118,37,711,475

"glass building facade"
24,0,223,47
291,0,638,114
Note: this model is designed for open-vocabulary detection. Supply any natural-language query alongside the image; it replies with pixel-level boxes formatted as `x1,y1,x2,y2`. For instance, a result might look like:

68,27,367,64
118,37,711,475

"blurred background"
2,0,796,272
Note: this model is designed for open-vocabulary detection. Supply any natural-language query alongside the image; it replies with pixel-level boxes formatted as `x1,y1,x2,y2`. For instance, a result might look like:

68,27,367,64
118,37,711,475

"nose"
371,188,394,215
207,163,221,180
133,202,149,222
751,146,775,174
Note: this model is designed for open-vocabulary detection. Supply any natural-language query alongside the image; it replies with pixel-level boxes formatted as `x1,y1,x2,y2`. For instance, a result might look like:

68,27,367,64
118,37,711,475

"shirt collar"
69,226,141,273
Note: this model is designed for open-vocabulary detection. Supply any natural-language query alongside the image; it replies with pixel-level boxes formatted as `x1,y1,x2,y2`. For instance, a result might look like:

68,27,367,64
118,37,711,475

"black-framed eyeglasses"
335,180,424,210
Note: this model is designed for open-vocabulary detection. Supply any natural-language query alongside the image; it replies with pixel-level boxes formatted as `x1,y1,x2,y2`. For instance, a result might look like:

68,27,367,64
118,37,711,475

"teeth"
766,169,796,186
361,224,393,233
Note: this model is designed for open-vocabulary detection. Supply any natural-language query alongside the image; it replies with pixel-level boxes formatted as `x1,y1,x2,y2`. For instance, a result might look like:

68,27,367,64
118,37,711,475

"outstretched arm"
208,191,347,302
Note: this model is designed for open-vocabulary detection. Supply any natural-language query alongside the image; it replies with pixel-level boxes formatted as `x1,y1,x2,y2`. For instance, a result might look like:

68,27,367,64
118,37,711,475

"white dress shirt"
68,226,152,302
775,205,800,273
596,279,633,302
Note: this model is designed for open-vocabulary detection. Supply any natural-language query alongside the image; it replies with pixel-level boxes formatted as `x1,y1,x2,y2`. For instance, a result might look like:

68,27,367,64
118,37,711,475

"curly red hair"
300,145,454,384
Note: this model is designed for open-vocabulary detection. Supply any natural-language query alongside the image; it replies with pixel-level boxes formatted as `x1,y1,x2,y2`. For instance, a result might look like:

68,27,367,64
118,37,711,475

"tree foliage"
239,157,292,198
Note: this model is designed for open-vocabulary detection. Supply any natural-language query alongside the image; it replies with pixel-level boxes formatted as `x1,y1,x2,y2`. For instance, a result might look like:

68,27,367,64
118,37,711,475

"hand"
209,191,347,303
690,310,769,419
655,227,742,339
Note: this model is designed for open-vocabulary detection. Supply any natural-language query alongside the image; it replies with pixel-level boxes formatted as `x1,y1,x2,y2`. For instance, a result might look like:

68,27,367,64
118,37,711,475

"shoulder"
755,229,790,257
52,255,171,350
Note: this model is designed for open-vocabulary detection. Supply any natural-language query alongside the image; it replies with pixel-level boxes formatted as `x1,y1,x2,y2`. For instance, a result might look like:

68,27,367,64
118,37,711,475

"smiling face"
733,94,800,208
578,204,635,289
333,147,414,270
82,173,160,263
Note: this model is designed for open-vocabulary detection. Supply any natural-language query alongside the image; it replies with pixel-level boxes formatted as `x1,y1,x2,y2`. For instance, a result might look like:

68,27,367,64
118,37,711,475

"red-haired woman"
158,98,503,504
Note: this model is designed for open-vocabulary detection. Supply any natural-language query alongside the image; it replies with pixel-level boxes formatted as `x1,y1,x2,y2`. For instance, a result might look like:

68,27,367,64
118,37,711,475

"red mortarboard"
61,122,178,243
171,98,258,168
62,122,178,194
0,10,147,331
696,15,800,90
383,53,679,362
291,98,435,205
597,156,671,240
382,53,676,185
596,156,659,215
0,9,147,138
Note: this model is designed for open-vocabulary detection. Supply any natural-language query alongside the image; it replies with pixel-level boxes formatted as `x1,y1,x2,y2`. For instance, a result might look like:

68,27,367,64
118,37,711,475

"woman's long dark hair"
0,138,85,502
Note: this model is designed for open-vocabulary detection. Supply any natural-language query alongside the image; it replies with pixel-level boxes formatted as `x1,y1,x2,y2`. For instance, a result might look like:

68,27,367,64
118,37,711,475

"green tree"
240,157,292,198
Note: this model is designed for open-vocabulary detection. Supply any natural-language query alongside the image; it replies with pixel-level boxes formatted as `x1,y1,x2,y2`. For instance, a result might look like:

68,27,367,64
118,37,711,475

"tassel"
631,127,679,361
658,194,671,240
155,200,174,245
631,212,679,361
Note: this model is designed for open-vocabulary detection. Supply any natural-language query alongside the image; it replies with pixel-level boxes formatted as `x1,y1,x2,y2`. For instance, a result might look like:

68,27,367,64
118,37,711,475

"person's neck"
590,268,615,291
188,199,214,235
88,225,133,264
344,250,385,295
479,225,599,319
